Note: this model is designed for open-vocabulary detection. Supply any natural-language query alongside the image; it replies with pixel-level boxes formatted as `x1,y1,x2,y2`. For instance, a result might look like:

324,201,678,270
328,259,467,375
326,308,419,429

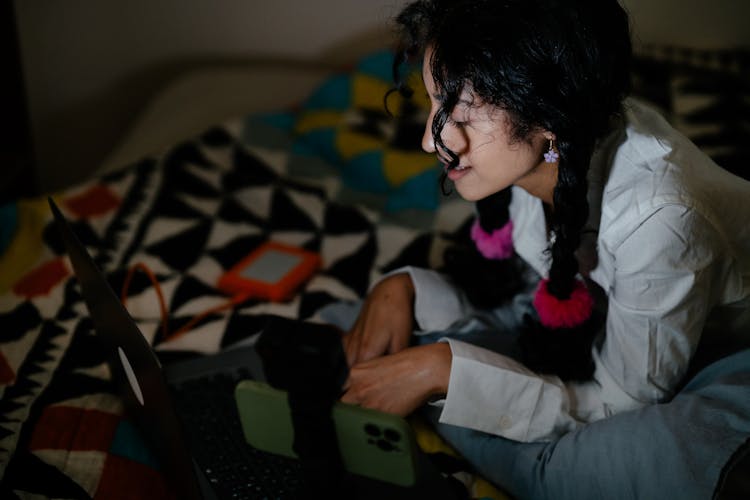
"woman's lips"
446,164,471,181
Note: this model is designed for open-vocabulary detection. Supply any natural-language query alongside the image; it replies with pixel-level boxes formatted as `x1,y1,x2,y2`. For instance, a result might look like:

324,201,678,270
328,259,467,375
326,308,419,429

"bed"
1,43,748,499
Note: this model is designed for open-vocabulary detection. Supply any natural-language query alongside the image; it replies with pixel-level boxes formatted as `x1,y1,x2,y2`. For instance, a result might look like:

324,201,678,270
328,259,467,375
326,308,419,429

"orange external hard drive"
217,241,322,302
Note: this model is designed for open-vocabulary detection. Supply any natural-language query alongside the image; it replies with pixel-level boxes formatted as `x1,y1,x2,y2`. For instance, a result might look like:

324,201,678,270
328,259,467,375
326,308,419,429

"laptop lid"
48,197,206,500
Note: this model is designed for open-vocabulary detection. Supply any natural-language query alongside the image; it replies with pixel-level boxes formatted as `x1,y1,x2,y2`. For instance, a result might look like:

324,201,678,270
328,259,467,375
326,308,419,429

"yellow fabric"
352,74,397,111
294,111,343,134
0,198,51,295
472,477,511,500
408,415,512,500
383,150,438,187
406,71,431,110
409,414,462,457
352,71,430,116
335,130,386,161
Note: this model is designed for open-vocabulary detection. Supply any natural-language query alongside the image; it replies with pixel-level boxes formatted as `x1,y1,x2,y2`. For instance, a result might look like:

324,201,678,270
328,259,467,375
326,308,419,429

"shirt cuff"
377,266,470,333
438,338,580,442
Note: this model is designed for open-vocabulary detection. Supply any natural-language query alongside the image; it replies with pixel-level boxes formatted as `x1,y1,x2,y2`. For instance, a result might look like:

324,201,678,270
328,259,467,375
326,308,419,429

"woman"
336,0,750,496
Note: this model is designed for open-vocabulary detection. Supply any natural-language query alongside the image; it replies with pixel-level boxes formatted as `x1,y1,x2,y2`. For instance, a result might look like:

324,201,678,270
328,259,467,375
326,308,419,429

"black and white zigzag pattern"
0,118,472,495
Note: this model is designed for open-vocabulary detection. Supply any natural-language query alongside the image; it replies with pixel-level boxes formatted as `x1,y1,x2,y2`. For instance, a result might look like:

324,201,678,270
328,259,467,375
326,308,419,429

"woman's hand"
343,273,416,366
341,343,452,416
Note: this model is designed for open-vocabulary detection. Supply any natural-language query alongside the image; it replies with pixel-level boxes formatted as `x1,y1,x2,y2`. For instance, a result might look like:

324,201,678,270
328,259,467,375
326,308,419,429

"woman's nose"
422,116,436,153
422,118,466,157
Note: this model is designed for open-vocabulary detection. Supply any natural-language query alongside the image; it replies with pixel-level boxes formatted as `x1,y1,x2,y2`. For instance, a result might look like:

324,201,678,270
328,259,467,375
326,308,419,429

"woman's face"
421,47,553,202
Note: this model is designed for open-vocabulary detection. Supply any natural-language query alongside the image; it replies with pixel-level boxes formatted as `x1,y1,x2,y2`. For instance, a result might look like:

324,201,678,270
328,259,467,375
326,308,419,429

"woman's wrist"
427,342,452,397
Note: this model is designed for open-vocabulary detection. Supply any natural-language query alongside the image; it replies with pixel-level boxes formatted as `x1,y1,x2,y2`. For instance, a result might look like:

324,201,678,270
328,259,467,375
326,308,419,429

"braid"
441,187,524,309
521,136,601,381
476,188,512,234
547,137,592,299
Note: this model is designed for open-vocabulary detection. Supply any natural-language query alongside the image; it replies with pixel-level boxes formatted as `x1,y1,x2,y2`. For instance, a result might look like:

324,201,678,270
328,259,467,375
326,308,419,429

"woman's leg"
423,350,750,500
420,405,548,498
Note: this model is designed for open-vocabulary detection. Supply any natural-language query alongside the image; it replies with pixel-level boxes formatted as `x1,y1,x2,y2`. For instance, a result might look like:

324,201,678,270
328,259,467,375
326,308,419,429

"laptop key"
170,370,303,499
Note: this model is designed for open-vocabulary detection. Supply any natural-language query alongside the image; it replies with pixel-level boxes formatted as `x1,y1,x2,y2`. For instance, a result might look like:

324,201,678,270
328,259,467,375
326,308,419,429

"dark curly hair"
392,0,632,380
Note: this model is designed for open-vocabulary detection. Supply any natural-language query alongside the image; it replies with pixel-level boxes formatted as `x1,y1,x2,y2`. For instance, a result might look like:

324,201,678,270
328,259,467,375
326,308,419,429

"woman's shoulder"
596,99,750,249
612,98,718,187
613,99,743,186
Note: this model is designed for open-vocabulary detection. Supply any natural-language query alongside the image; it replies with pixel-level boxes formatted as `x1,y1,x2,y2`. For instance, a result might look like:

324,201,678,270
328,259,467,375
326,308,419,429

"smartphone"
234,379,419,487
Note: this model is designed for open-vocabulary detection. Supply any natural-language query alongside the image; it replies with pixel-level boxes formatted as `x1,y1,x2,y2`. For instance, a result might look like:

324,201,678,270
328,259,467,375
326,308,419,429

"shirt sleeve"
437,338,594,441
378,266,475,333
437,205,724,442
597,204,723,406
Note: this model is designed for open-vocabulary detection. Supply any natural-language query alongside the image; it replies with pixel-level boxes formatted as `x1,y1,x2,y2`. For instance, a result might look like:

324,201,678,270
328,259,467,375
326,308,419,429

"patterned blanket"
0,113,484,498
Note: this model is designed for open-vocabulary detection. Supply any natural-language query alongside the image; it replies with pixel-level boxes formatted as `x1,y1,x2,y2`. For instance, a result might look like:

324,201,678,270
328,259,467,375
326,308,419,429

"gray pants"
420,348,750,499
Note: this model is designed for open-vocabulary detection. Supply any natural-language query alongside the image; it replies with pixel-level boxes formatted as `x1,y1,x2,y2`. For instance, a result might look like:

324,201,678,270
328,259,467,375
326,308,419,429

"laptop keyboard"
170,369,303,499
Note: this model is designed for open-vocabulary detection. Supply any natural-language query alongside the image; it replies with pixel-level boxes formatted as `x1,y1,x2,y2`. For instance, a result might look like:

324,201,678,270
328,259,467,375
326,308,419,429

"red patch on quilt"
0,352,15,385
95,455,175,500
64,185,120,218
29,406,120,452
13,258,70,299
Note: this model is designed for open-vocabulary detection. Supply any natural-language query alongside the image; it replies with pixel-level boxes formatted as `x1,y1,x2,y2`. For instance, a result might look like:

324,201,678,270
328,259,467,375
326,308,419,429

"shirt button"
498,415,512,430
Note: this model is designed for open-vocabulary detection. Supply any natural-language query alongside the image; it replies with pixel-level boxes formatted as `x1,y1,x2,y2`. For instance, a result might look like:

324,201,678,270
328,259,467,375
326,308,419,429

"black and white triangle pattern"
0,120,474,494
102,130,469,353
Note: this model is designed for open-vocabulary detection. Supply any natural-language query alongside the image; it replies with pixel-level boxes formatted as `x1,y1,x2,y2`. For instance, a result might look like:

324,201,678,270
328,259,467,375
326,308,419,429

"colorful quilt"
0,106,489,497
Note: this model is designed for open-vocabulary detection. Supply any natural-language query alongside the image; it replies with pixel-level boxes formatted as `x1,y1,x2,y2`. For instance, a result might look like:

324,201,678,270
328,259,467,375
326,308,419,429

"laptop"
48,197,460,500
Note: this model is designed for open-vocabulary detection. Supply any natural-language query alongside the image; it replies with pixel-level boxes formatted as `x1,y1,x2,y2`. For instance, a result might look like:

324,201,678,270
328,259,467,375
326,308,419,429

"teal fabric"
385,169,441,212
250,112,296,133
342,152,392,193
302,74,352,111
356,50,396,81
110,419,161,469
292,128,340,165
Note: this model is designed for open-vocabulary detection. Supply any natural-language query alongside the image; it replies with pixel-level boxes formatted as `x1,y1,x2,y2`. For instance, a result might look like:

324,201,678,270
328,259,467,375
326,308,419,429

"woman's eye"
449,117,466,128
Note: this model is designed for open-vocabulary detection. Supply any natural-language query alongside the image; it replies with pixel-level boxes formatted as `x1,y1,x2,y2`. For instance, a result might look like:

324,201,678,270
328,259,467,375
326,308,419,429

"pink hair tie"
533,278,594,329
470,218,514,260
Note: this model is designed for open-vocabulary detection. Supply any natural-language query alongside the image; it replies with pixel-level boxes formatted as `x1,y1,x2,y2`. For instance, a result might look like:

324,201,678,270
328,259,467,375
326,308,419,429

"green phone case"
234,379,419,487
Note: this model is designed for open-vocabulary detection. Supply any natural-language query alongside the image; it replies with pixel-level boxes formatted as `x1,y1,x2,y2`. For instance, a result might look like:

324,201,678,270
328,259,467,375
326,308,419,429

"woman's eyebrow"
432,93,473,108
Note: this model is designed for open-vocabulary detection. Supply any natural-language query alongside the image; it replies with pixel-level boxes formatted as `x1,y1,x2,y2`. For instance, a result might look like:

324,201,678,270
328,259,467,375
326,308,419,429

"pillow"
631,45,750,180
291,50,442,213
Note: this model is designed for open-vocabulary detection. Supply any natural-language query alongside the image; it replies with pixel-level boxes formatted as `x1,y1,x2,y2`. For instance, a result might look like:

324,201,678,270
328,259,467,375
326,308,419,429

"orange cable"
121,262,170,339
120,262,245,342
167,294,247,341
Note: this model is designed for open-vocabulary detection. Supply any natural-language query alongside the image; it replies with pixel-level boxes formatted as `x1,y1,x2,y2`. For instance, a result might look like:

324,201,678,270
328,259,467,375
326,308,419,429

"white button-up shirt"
402,99,750,442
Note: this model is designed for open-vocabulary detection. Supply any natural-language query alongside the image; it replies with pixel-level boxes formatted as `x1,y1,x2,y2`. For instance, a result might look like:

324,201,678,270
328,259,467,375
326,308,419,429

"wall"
2,1,35,202
623,0,749,47
14,0,750,194
14,0,410,193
